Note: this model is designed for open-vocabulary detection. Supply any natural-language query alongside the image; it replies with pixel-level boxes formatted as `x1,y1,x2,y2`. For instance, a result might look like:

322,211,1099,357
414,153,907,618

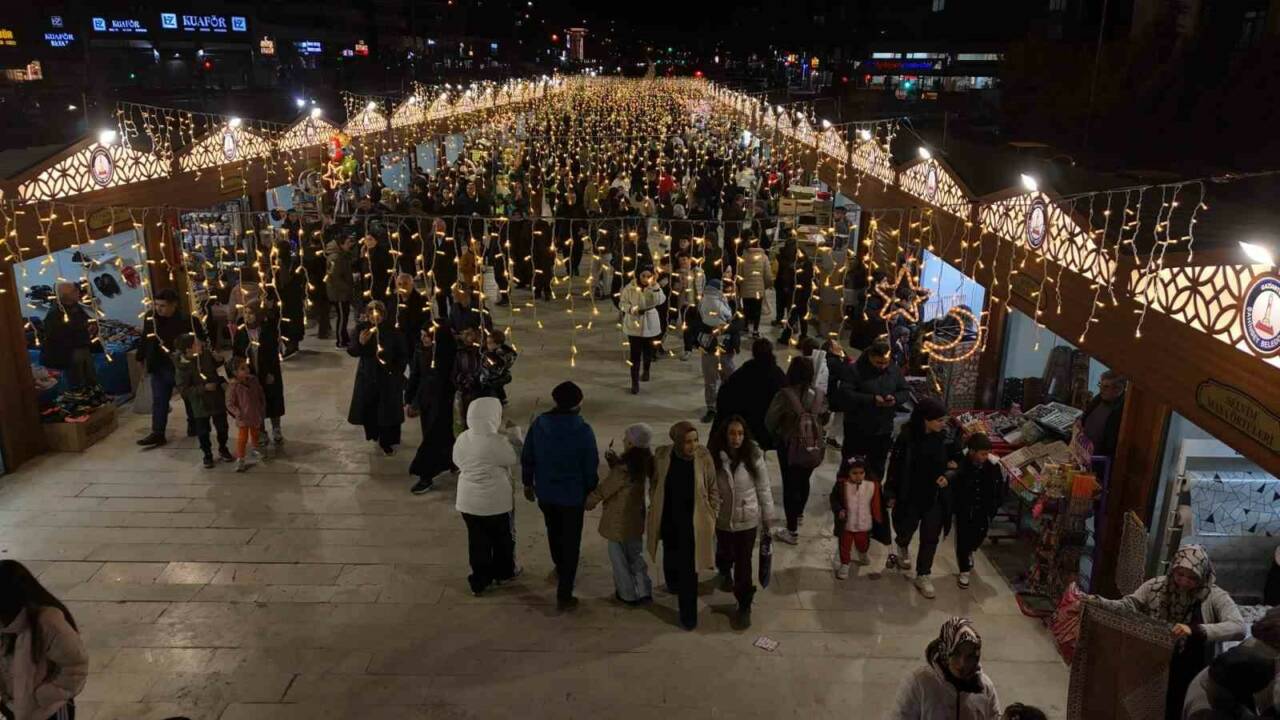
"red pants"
838,530,869,564
235,426,261,459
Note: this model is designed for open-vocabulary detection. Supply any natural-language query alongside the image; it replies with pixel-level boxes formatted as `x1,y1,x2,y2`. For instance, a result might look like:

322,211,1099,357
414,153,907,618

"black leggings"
335,301,352,345
628,335,655,383
742,297,763,333
779,445,815,532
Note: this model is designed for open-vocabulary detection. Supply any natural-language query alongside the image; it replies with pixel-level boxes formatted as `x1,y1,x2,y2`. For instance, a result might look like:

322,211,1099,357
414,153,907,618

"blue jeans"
607,538,652,602
150,364,176,434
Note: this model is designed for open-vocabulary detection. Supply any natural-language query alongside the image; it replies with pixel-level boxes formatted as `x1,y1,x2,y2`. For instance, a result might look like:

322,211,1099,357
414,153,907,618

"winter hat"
965,433,993,452
917,397,948,422
705,278,722,291
624,423,653,449
551,381,583,410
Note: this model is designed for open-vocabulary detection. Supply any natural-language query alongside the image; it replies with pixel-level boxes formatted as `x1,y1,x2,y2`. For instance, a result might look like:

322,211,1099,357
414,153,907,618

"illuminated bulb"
1020,173,1039,193
918,146,932,160
822,119,832,129
310,107,323,119
1239,241,1275,266
366,101,377,111
97,129,118,146
858,129,872,141
295,97,306,108
229,117,243,128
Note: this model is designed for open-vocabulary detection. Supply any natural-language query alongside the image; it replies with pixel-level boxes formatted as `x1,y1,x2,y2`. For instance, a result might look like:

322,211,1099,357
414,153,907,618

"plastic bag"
132,371,152,414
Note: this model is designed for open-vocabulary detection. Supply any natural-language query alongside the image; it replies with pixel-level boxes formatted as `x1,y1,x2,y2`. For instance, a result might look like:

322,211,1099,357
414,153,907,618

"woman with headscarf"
346,300,408,456
405,321,457,495
884,398,957,600
891,617,1001,719
1091,545,1245,718
646,421,721,631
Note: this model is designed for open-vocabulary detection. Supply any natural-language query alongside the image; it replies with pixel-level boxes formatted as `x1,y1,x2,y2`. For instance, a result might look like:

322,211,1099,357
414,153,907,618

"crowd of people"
58,82,1271,720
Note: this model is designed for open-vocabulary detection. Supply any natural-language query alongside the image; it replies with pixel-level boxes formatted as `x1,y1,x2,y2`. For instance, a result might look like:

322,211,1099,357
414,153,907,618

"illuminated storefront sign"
295,41,322,55
0,28,16,46
354,40,369,56
259,36,275,55
159,13,248,33
44,32,75,47
91,17,148,33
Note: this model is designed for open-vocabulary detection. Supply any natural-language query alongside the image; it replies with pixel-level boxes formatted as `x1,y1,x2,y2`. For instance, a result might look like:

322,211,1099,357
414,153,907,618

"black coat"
273,254,307,344
832,353,910,438
392,289,427,349
346,321,408,429
361,240,394,306
716,358,786,450
1080,394,1124,458
950,457,1005,528
40,303,94,370
138,311,204,374
232,320,286,419
406,330,456,479
885,425,957,533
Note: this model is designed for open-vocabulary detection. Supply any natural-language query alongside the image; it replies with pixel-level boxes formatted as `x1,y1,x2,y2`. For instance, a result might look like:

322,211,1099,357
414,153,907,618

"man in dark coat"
232,302,286,445
137,288,205,447
715,338,786,450
271,240,307,357
41,282,97,388
347,300,408,454
1080,371,1126,458
831,340,909,479
406,322,456,495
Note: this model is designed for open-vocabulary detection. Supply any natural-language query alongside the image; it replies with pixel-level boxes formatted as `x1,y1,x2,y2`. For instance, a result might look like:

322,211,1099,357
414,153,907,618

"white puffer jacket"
453,398,518,516
619,282,666,338
713,448,776,532
890,662,1001,720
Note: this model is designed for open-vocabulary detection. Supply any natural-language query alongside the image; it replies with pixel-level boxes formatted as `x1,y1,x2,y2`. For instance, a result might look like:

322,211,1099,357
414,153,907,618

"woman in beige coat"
586,424,655,605
646,421,721,630
737,236,772,337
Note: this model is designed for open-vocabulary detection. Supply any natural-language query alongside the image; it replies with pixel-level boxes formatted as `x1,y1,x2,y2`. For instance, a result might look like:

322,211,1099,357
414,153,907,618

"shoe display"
914,575,936,599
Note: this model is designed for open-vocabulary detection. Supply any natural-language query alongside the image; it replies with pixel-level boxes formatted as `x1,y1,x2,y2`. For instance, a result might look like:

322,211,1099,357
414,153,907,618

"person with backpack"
765,356,829,544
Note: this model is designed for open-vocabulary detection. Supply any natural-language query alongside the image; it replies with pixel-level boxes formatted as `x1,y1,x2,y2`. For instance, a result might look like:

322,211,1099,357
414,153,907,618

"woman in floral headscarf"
1091,544,1245,719
891,617,1001,719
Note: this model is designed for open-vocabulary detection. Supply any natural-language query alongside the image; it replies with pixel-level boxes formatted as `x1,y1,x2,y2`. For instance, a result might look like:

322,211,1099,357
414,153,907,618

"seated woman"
1091,545,1246,719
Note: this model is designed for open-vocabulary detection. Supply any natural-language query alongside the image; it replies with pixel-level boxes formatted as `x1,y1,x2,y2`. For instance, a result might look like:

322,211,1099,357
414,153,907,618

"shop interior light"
309,107,323,119
1239,241,1276,266
918,146,932,160
228,117,243,128
1020,173,1039,193
97,129,118,146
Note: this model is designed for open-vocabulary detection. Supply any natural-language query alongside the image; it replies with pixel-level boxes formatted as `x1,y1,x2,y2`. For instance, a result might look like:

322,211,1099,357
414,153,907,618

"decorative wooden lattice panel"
344,106,389,137
390,98,429,129
178,124,274,173
818,127,848,164
976,192,1113,286
18,142,169,201
850,138,894,185
898,159,970,216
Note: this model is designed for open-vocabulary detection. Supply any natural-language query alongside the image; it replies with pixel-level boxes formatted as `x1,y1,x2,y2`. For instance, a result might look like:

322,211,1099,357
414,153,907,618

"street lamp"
1240,241,1276,266
1020,173,1039,193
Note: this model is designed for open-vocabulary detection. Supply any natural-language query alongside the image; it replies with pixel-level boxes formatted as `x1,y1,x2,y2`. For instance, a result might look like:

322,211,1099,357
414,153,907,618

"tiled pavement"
2,292,1068,719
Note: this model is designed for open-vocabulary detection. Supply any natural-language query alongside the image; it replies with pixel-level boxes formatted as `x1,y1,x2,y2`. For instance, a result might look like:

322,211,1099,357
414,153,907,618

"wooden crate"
43,404,118,452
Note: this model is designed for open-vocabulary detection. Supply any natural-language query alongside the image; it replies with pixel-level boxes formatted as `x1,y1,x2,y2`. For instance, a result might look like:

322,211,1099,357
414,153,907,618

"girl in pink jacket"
225,358,267,472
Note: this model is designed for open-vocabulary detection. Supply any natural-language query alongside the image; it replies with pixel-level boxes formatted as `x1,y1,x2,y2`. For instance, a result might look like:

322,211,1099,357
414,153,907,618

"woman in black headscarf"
347,300,408,455
405,319,457,495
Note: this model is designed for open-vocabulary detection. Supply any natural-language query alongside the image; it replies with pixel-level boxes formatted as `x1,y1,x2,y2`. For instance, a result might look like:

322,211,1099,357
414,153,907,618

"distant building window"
932,0,945,11
1049,0,1066,9
906,52,946,59
871,52,898,59
956,52,1002,61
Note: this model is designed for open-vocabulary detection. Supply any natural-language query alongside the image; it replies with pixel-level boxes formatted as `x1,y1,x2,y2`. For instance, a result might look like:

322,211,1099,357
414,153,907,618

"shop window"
871,52,898,59
956,52,1002,61
906,52,946,59
932,0,945,11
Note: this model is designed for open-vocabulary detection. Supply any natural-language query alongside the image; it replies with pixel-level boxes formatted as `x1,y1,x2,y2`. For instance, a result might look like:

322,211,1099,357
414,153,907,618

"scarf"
1146,544,1215,623
928,617,985,694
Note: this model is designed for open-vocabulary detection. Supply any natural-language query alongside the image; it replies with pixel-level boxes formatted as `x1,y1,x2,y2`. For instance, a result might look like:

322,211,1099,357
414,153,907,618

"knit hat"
624,423,653,449
551,381,583,410
917,397,948,422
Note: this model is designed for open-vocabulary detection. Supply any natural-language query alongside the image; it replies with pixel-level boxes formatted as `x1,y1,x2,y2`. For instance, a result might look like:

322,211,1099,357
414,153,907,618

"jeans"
462,511,516,593
539,502,585,600
149,364,176,434
700,351,735,411
194,414,229,457
714,528,757,607
893,502,946,576
607,538,652,602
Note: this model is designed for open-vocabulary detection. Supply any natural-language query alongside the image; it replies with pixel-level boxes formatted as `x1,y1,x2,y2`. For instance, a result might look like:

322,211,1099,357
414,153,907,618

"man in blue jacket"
521,381,600,611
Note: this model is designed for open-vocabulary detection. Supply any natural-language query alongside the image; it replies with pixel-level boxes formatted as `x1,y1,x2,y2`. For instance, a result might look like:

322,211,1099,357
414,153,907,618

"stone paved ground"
3,286,1069,719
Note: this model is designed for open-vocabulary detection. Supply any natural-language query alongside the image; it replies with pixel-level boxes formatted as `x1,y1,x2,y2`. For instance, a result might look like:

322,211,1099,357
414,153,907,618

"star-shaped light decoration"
875,256,931,325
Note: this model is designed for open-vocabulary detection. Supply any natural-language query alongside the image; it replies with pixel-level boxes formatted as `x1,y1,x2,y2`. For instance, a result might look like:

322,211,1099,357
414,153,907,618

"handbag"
757,532,773,588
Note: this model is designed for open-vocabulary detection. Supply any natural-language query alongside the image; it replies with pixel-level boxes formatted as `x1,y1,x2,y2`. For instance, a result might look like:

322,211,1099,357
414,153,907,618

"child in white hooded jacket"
453,397,523,596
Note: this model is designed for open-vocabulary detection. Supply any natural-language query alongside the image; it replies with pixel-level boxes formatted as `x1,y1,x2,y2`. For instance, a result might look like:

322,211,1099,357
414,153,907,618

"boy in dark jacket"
478,330,518,405
949,433,1006,589
173,334,232,468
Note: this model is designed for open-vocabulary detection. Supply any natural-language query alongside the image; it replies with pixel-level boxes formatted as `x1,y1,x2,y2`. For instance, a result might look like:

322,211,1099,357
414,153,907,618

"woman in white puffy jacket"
892,617,1001,720
453,397,521,596
619,267,666,395
706,415,775,631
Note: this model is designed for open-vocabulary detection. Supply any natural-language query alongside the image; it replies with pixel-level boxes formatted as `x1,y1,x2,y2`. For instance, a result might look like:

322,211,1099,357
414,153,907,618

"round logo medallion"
222,131,239,161
1242,273,1280,357
924,165,939,203
89,147,114,187
1025,200,1049,250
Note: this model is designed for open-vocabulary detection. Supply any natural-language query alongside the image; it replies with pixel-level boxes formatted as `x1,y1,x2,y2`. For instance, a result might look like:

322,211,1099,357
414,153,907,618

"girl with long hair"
707,415,775,630
0,560,88,720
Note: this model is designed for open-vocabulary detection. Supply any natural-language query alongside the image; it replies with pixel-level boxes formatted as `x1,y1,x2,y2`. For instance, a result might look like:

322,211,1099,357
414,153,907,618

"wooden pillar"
0,258,47,470
1094,382,1171,597
974,300,1009,409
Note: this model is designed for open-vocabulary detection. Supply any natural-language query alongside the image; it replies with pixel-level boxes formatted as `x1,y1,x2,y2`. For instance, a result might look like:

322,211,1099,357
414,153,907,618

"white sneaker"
234,458,247,473
773,528,798,545
249,448,265,464
854,550,871,566
836,564,850,580
680,351,690,361
957,572,971,589
914,575,936,599
896,548,912,571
